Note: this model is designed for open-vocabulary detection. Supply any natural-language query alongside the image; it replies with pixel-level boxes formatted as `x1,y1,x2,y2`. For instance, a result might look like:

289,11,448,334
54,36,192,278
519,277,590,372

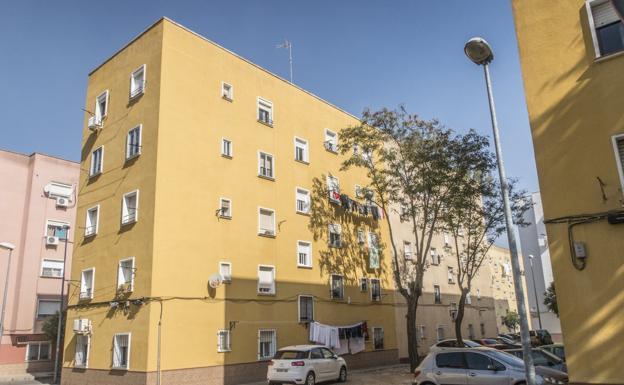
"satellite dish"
209,273,223,289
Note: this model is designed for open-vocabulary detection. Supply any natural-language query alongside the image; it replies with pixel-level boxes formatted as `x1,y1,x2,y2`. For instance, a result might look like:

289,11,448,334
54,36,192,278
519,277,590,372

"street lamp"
464,37,537,385
0,242,15,346
528,255,543,329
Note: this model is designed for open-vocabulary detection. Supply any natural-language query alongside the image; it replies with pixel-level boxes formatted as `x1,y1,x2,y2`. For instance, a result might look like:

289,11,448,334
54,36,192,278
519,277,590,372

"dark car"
506,347,567,373
541,343,566,362
530,329,554,346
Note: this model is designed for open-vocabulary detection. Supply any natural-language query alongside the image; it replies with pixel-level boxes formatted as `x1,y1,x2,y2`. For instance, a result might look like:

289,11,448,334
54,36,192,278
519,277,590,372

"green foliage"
42,312,60,342
503,311,520,330
544,281,558,317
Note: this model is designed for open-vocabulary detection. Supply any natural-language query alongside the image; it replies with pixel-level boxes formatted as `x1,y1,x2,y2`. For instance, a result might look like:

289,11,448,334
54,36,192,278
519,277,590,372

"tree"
544,281,558,317
339,106,457,370
503,311,520,331
42,311,61,342
443,130,530,345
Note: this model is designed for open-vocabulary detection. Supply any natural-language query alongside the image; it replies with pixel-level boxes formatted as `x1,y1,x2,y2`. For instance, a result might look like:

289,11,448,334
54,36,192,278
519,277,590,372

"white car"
267,345,347,385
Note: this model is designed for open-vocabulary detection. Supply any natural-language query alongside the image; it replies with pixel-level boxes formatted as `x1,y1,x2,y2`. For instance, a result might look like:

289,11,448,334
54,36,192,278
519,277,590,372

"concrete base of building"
61,349,399,385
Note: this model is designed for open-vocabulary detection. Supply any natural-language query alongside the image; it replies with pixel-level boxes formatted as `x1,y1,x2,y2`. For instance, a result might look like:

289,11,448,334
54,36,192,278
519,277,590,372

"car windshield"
487,350,525,368
274,350,308,359
483,339,499,344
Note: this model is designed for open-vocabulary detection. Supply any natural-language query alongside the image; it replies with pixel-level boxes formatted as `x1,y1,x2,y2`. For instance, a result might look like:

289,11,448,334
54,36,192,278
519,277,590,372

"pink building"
0,149,79,379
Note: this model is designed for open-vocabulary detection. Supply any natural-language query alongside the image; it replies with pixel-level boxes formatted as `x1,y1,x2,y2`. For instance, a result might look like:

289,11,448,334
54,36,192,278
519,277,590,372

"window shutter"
592,1,620,27
616,137,624,170
258,267,274,286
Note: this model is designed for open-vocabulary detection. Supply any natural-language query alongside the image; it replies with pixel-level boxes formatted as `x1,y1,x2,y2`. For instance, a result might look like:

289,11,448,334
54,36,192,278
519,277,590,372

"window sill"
295,159,309,165
258,174,275,181
89,172,102,179
78,296,93,301
217,349,232,353
325,148,338,154
595,49,624,63
125,154,141,162
257,119,274,128
129,90,144,100
121,219,137,226
221,154,233,159
296,211,310,216
297,264,313,269
258,232,276,238
222,96,233,102
111,367,129,371
84,232,97,238
219,215,232,220
40,276,62,279
257,292,276,296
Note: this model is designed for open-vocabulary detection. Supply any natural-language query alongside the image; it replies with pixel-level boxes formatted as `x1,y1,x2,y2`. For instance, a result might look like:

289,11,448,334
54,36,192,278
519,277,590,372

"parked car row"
267,345,347,385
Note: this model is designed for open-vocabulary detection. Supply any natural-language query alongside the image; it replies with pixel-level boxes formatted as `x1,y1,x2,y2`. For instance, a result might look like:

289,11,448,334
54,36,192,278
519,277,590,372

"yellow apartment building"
63,17,398,385
513,0,624,383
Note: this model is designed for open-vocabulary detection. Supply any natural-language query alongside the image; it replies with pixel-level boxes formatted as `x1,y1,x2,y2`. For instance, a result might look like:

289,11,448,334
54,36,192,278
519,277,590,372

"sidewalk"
244,364,414,385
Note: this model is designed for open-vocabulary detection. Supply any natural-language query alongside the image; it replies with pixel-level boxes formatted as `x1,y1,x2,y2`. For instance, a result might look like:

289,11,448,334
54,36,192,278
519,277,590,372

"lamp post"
464,37,536,385
53,226,70,384
0,242,16,347
528,255,543,329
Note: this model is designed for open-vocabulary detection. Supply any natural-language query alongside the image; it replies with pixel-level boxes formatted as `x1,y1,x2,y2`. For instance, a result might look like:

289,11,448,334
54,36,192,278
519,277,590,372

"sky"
0,0,539,194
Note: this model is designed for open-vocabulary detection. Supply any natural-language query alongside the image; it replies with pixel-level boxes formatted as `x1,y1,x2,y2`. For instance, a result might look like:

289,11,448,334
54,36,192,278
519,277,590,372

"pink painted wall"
0,150,79,364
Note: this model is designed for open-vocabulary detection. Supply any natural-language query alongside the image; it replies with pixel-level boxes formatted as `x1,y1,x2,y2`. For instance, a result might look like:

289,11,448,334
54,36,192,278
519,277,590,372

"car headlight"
544,377,565,385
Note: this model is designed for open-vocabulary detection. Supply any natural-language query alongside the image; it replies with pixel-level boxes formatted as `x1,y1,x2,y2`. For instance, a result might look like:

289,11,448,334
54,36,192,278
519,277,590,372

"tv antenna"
276,39,293,83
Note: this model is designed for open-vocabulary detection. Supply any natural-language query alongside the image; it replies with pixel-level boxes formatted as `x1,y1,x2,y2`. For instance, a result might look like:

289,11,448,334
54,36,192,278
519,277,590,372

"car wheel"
306,372,315,385
338,366,347,382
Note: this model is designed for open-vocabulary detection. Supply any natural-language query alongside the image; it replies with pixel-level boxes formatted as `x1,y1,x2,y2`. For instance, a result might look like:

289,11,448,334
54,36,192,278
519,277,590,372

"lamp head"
464,37,494,65
0,242,16,251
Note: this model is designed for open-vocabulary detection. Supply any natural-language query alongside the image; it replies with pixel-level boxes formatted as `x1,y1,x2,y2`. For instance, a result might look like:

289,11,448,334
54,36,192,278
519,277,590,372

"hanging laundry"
349,337,365,354
331,190,341,202
340,194,350,210
335,339,349,355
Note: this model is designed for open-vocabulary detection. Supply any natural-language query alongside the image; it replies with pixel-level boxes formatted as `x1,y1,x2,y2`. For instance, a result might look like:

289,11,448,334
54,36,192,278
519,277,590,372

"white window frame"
257,265,276,295
466,292,472,305
586,0,624,58
257,329,276,361
90,146,104,177
221,138,233,158
297,240,312,268
368,232,380,269
117,257,135,292
74,335,90,368
330,274,344,299
258,151,275,179
221,81,233,101
372,327,384,350
298,295,314,323
257,97,274,125
25,342,51,362
36,299,61,319
430,248,439,265
327,174,340,203
448,266,455,284
295,187,311,214
403,241,412,260
611,133,624,191
112,333,131,370
126,124,142,160
85,205,100,237
434,285,441,304
294,136,309,163
219,198,232,219
328,223,342,248
130,64,146,99
94,90,109,124
45,219,69,240
360,277,368,292
219,262,232,283
418,325,426,340
370,278,381,302
80,268,95,300
324,129,338,153
217,329,231,352
121,190,139,225
40,259,64,278
258,207,276,236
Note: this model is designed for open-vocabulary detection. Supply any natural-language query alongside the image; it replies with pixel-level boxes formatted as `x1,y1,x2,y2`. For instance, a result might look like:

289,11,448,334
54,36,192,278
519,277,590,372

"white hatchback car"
267,345,347,385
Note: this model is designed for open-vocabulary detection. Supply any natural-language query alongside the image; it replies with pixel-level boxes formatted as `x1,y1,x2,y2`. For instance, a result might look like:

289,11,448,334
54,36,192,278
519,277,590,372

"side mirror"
487,364,497,371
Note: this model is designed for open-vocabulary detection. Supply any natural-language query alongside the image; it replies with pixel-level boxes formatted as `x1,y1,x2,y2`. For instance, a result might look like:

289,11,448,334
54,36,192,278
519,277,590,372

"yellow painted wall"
512,1,624,383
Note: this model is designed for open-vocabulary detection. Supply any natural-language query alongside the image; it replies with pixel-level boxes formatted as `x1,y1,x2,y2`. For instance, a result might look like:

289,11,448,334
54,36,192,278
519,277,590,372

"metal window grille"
258,330,276,359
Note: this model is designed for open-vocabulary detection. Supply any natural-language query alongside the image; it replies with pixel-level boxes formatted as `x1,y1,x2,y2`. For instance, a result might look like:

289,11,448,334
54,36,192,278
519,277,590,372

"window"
436,352,465,368
370,278,381,301
360,278,368,292
291,188,311,217
258,208,276,236
297,241,312,268
75,335,90,367
118,258,135,292
612,134,624,189
217,330,231,352
480,323,486,337
94,90,108,124
130,65,146,98
466,293,472,305
221,82,233,101
324,129,338,153
126,125,142,159
404,241,412,260
357,230,365,244
219,198,232,218
37,299,60,318
468,324,475,340
587,0,624,57
443,233,451,247
436,326,446,341
121,190,139,224
219,262,232,283
85,205,99,237
373,327,384,350
41,259,63,278
258,152,274,179
434,285,441,304
46,220,68,240
418,325,426,340
258,329,276,360
26,342,50,361
257,265,275,295
112,333,131,369
477,288,481,301
328,224,342,248
80,268,95,300
221,138,232,158
257,97,273,125
90,146,103,177
298,295,314,323
430,248,440,265
330,274,344,299
448,267,455,284
368,232,380,269
327,175,340,203
294,137,309,163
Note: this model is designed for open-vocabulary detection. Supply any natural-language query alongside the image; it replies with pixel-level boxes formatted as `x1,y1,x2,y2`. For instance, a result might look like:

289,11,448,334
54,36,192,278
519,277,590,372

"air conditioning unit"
56,197,69,207
73,319,91,334
88,116,101,131
46,236,59,246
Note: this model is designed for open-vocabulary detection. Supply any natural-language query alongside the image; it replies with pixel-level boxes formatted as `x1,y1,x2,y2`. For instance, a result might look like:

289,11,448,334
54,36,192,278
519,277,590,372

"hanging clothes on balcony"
340,194,351,210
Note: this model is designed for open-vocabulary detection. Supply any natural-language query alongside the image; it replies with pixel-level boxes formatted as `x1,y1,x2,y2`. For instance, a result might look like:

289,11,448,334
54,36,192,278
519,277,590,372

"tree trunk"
406,295,421,371
454,289,467,345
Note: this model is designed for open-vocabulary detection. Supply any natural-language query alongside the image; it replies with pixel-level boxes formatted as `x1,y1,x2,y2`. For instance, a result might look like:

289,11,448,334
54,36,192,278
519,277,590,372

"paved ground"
246,364,414,385
0,378,52,385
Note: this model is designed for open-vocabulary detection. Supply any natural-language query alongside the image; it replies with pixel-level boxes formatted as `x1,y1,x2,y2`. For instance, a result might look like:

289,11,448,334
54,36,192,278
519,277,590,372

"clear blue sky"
0,0,538,193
